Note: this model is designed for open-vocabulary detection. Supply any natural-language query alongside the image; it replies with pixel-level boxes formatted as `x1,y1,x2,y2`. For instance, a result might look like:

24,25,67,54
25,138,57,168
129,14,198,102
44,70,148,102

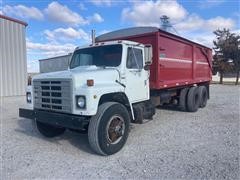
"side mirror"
144,44,153,65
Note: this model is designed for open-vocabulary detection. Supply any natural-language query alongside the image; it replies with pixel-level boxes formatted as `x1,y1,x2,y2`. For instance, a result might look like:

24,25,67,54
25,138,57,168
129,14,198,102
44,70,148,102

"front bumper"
19,108,90,130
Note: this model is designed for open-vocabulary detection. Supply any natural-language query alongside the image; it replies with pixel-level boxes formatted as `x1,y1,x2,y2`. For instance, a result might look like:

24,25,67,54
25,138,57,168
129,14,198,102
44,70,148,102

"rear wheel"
179,88,189,111
88,102,130,156
35,120,66,138
187,86,200,112
198,86,208,108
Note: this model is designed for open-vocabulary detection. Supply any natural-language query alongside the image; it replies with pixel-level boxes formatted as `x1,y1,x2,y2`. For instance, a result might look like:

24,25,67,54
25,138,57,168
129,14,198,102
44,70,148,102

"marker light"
87,79,94,86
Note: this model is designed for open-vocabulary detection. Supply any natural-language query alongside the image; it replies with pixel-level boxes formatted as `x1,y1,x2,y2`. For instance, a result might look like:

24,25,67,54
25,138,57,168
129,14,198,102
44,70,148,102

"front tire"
35,120,66,138
88,102,130,156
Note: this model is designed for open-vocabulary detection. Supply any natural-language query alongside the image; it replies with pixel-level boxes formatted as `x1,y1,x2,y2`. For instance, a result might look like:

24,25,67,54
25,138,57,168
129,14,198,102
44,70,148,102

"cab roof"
76,40,145,50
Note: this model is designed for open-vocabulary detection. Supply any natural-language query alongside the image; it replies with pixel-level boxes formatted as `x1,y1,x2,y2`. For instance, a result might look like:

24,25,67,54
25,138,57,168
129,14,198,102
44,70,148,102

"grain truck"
19,27,212,155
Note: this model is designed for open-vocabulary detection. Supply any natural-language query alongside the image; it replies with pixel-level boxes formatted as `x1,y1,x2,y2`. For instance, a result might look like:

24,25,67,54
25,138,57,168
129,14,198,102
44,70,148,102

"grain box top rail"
96,27,211,50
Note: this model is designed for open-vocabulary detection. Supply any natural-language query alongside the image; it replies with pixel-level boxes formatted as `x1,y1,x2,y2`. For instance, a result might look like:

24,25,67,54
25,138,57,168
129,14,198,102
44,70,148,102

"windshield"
70,44,122,69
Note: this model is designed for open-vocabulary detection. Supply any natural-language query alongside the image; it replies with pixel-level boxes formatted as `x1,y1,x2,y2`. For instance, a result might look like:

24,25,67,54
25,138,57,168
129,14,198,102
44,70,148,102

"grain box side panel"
157,33,193,88
195,46,212,82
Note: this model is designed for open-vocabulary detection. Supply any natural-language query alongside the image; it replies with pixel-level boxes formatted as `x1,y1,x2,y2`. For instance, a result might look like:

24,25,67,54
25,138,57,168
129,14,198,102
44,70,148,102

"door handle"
160,64,165,68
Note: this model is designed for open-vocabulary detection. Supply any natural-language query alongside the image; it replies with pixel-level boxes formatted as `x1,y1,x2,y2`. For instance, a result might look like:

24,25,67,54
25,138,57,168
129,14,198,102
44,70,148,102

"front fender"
72,83,124,116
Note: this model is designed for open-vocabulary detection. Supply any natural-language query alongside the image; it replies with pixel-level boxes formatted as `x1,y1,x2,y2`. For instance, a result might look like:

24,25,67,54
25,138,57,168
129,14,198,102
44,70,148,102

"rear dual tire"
179,86,208,112
198,86,208,108
179,88,189,111
187,86,200,112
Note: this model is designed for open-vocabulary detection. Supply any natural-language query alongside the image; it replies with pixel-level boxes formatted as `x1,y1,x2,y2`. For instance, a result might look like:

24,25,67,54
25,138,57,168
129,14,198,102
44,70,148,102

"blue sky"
0,0,239,72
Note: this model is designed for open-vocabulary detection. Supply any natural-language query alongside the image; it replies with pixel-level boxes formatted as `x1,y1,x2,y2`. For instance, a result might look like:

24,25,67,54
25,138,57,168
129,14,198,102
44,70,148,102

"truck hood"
33,66,120,88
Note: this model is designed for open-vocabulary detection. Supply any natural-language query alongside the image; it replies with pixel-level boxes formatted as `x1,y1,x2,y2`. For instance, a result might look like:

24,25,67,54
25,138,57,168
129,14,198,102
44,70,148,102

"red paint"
97,29,212,90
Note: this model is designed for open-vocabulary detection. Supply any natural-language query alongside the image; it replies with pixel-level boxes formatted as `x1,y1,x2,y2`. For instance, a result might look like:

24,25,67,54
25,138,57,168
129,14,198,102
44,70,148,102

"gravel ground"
1,84,239,179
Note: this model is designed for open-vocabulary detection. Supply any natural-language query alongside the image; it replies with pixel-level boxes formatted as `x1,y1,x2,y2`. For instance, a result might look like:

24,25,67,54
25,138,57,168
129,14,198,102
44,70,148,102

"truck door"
124,47,149,103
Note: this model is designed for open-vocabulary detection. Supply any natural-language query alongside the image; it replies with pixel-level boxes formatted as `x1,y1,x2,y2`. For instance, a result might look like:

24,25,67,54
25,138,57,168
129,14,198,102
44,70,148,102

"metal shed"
0,15,27,97
39,54,72,73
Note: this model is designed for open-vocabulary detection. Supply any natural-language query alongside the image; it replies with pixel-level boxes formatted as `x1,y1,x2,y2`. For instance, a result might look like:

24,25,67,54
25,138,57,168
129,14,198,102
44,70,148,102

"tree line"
213,29,240,85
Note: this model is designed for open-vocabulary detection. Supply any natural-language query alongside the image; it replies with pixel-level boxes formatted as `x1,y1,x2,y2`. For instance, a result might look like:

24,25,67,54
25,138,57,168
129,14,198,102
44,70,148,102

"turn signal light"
87,79,94,86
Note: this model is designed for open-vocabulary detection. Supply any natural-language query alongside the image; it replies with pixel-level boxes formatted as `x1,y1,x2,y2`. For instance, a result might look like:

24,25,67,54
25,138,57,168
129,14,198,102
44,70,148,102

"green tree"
213,28,240,85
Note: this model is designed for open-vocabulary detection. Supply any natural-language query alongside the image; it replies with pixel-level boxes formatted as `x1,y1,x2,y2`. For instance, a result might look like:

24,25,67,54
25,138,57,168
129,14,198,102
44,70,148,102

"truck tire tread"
88,102,115,155
187,86,200,112
179,88,189,111
88,102,130,155
198,86,208,108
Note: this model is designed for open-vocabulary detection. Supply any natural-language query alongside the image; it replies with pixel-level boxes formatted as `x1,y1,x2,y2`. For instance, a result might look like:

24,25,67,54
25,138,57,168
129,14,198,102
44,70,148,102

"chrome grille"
33,79,72,113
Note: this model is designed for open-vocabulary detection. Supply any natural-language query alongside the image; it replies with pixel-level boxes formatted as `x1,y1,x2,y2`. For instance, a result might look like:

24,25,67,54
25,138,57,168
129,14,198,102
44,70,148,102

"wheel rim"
106,115,125,144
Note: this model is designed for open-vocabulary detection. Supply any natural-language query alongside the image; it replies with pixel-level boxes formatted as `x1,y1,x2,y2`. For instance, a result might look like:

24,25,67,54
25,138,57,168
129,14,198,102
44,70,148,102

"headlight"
76,96,86,108
26,92,31,103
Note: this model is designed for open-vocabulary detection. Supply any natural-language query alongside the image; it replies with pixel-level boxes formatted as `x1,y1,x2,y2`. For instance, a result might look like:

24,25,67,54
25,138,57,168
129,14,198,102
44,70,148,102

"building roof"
0,14,28,26
39,54,72,61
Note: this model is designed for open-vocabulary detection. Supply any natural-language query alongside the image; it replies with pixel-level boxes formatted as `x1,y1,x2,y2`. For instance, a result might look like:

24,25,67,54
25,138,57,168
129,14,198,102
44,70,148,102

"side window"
127,47,143,69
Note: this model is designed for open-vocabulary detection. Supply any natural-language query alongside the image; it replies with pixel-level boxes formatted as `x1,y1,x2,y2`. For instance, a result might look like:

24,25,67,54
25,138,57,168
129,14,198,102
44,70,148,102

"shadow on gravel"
15,118,95,155
157,104,184,112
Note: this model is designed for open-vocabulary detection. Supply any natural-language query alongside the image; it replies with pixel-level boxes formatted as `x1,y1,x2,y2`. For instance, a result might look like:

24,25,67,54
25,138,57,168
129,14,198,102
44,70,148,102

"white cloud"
26,40,77,72
205,16,235,30
199,0,225,9
2,5,43,20
121,0,236,33
44,27,90,42
182,29,239,49
122,0,187,27
44,1,87,26
44,2,103,26
27,41,76,57
184,32,215,48
0,4,3,15
27,60,39,73
88,13,104,23
176,14,204,31
90,0,113,6
176,15,235,32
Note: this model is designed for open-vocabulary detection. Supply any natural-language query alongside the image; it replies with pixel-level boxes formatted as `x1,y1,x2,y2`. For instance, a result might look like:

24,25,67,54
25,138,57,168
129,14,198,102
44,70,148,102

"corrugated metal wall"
0,17,27,96
39,54,71,73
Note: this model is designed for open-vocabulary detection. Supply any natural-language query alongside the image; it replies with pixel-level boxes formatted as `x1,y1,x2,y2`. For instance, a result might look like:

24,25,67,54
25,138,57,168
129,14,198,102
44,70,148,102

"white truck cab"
20,40,153,155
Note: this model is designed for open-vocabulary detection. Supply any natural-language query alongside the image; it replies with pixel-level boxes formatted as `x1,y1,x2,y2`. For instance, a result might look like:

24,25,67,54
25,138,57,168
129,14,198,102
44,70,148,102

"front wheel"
88,102,130,156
